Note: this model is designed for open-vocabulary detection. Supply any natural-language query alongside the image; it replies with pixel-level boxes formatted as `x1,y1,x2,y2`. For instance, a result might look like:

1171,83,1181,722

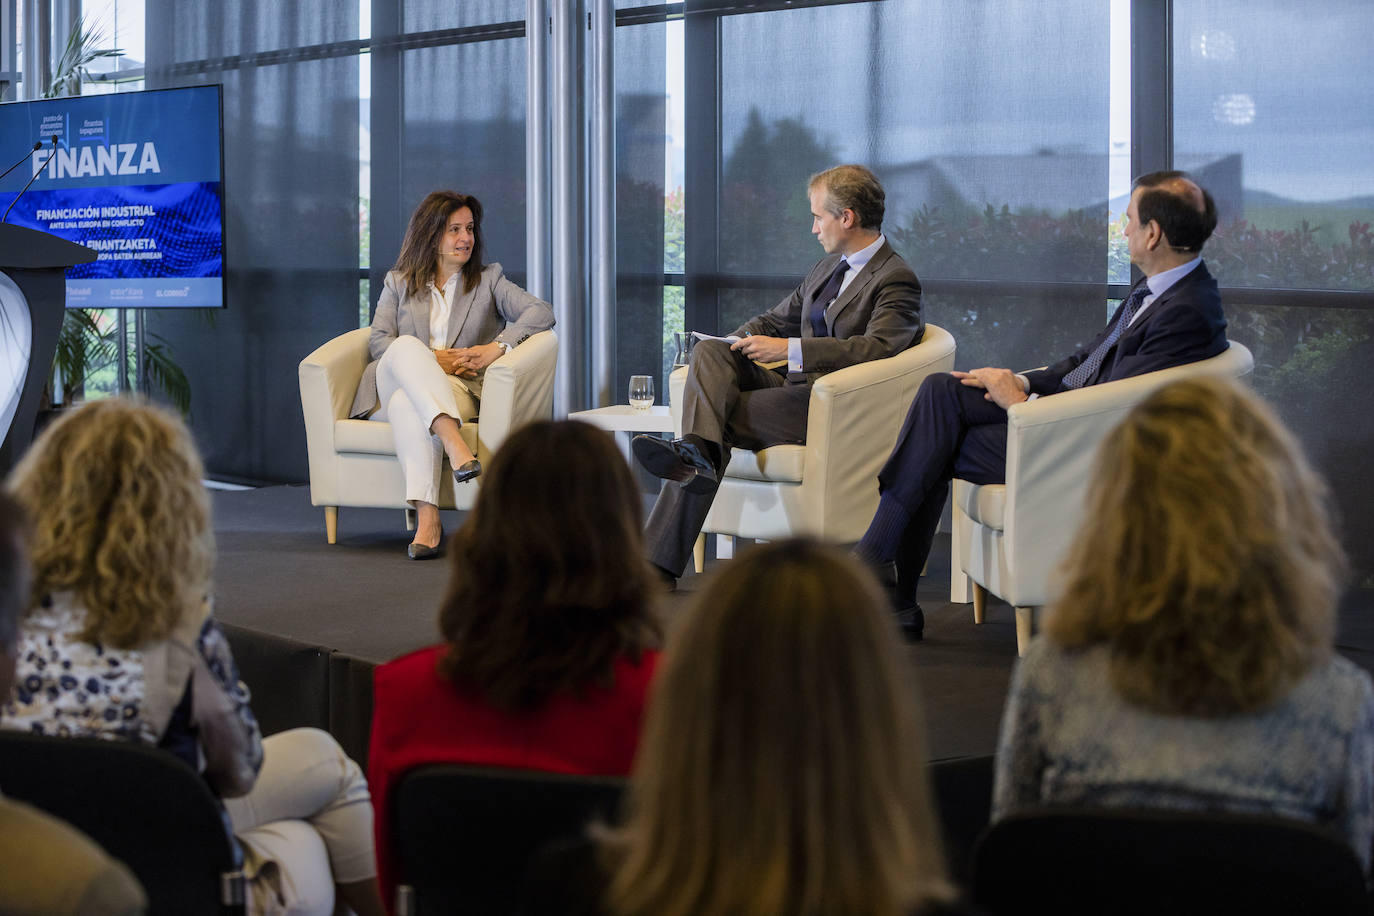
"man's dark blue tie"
809,257,849,337
1059,283,1151,390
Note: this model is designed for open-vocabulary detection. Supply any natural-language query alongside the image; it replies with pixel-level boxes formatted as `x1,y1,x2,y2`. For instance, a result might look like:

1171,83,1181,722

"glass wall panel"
1175,0,1374,292
1226,300,1374,575
404,0,524,35
708,0,1112,368
719,285,790,341
145,1,360,481
614,18,669,390
1176,1,1374,576
148,0,358,60
394,39,527,280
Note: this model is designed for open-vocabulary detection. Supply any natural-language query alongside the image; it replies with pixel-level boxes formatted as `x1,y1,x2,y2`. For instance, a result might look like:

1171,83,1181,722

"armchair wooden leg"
972,581,987,625
949,498,973,604
1014,606,1036,657
395,884,416,916
324,507,338,545
693,535,705,574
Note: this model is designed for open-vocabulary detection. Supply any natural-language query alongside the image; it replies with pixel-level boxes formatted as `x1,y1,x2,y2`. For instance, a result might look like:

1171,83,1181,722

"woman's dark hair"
437,420,660,710
393,190,486,298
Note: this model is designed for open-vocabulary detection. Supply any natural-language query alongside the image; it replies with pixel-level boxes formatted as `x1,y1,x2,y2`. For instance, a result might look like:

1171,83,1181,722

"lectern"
0,224,97,473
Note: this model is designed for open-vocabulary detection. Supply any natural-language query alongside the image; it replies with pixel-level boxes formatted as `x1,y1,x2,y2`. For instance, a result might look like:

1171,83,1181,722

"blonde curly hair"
6,398,213,648
1045,376,1344,716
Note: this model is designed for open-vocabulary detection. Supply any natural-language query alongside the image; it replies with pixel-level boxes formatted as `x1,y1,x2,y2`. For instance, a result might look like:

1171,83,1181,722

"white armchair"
298,328,558,543
669,324,957,572
951,341,1254,655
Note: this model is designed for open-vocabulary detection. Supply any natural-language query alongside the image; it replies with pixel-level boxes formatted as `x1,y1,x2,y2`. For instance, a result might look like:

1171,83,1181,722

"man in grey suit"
633,164,924,586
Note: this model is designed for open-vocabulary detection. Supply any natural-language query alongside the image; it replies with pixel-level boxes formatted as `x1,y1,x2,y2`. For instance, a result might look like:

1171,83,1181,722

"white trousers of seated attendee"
374,335,479,507
224,727,375,916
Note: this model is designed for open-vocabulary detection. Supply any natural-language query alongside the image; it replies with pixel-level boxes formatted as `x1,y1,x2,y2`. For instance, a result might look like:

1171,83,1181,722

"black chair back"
391,764,626,916
972,806,1371,915
928,754,995,886
0,729,244,916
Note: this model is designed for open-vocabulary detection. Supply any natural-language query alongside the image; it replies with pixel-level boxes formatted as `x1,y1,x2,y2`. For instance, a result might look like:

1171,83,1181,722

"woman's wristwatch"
495,340,512,357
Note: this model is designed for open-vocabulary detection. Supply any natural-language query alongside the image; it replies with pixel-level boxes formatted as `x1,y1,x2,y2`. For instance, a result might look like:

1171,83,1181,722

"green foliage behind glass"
1206,219,1374,291
890,203,1108,283
719,109,838,276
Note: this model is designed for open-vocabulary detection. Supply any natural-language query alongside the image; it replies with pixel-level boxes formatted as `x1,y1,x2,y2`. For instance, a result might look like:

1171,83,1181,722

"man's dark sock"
681,433,722,474
854,494,911,565
894,519,927,606
651,563,678,592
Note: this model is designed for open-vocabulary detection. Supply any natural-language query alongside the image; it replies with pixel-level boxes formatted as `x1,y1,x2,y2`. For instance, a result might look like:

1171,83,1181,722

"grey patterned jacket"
993,638,1374,872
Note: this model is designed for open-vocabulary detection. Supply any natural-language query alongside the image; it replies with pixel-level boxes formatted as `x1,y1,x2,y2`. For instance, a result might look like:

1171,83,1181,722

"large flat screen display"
0,85,225,309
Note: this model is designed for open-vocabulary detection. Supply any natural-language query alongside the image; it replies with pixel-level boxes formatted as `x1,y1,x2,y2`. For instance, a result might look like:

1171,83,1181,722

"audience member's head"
0,491,30,698
603,538,953,916
6,397,212,649
394,189,487,296
809,163,886,231
1133,169,1218,253
1048,376,1343,716
437,419,659,711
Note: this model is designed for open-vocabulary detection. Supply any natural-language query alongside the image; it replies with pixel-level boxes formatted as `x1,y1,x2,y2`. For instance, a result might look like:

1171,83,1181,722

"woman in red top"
367,419,662,906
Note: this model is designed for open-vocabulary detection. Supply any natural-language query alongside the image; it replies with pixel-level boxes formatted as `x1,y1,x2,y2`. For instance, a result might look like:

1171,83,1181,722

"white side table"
568,405,675,462
570,405,740,570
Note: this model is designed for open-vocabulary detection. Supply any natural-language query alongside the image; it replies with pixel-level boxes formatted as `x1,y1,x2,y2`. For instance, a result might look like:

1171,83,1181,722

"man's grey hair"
809,164,886,231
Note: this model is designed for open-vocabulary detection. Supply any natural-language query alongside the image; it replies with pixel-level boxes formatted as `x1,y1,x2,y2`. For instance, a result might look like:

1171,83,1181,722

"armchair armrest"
805,324,957,531
669,365,689,436
811,324,957,401
299,327,371,508
998,379,1172,606
301,327,371,419
999,340,1253,605
473,329,558,458
1005,379,1151,520
299,327,371,445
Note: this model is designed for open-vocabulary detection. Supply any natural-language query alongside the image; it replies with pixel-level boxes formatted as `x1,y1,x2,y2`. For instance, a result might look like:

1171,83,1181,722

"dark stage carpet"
210,484,1374,771
211,484,1022,767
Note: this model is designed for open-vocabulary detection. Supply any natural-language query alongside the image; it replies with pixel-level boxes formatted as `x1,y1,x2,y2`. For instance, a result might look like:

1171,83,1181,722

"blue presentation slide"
0,86,224,309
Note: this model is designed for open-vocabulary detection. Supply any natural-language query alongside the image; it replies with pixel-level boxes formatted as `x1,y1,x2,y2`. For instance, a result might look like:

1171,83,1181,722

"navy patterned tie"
1059,283,1151,390
809,257,849,337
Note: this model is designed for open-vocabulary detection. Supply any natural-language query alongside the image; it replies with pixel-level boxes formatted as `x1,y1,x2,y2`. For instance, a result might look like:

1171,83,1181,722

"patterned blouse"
993,638,1374,872
2,591,264,799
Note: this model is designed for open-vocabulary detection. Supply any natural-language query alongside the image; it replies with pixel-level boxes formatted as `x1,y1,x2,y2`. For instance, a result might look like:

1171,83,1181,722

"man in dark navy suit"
854,171,1227,639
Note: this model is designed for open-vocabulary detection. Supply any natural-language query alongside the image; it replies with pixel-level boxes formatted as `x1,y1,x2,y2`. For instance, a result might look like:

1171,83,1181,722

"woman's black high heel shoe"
407,541,443,560
453,458,482,485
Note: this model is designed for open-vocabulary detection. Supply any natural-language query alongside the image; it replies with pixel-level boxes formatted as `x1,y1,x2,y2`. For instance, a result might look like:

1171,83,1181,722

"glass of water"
628,375,654,411
672,332,692,370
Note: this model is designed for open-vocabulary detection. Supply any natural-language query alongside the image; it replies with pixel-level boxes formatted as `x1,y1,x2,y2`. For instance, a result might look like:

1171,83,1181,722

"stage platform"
211,484,1374,770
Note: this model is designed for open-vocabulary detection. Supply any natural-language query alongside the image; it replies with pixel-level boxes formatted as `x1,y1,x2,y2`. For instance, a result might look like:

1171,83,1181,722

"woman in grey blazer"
349,191,554,559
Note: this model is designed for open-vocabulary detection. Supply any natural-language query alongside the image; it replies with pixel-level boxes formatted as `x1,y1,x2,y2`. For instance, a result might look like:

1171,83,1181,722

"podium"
0,224,97,473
